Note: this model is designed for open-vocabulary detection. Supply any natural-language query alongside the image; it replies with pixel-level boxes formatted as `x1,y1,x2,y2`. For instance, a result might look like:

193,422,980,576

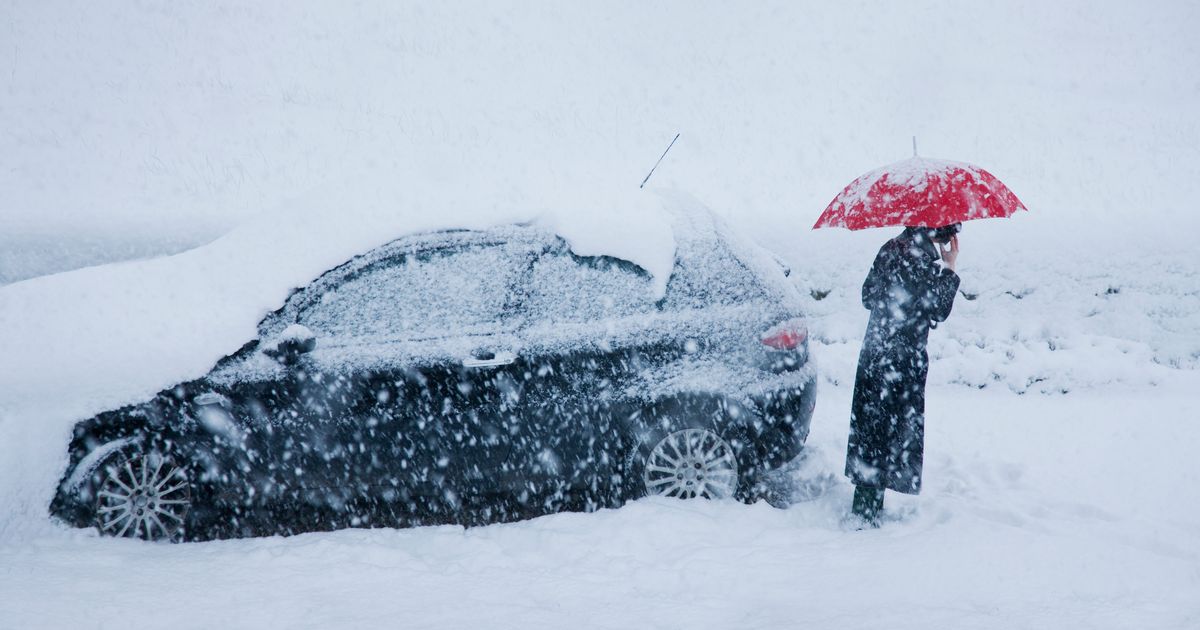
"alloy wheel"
96,452,191,542
643,429,739,499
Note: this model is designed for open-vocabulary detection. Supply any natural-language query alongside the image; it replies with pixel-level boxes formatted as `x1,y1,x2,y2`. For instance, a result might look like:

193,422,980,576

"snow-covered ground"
4,237,1197,630
3,384,1198,629
3,1,1199,628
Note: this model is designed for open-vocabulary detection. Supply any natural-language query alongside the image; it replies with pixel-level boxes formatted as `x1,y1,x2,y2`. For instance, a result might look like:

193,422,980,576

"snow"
2,386,1197,629
797,249,1200,393
3,1,1200,628
278,324,316,344
837,157,980,204
535,188,678,297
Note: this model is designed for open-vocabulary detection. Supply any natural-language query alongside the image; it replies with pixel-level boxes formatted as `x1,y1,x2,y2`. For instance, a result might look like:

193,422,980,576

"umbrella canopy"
813,157,1027,230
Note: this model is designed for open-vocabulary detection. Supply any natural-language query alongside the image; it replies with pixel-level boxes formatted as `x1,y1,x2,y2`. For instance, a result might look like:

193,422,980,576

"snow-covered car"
49,212,816,541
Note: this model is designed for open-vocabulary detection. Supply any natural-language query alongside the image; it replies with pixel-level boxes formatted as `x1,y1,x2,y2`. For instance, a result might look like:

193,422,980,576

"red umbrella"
813,157,1027,230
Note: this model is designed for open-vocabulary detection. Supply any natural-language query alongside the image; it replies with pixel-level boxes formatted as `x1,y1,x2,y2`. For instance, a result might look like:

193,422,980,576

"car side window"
296,241,529,342
523,246,657,323
663,239,770,309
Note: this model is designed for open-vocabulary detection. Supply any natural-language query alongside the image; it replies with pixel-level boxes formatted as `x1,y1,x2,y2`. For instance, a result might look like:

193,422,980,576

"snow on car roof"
0,185,752,420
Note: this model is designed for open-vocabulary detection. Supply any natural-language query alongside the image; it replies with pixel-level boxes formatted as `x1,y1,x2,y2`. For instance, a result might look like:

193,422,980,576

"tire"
626,396,762,501
93,448,193,542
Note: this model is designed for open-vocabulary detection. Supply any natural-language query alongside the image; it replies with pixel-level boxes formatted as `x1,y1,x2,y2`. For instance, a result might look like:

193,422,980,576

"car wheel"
641,428,740,499
94,449,192,542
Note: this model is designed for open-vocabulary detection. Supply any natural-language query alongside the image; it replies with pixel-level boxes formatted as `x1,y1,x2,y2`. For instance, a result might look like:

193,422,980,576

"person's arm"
927,236,961,323
926,267,960,323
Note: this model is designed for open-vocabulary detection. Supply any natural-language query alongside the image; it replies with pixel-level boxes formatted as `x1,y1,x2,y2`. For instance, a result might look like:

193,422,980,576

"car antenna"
640,133,680,189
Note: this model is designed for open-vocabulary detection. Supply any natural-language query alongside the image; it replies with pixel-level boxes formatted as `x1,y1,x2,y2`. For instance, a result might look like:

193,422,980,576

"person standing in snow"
845,223,961,526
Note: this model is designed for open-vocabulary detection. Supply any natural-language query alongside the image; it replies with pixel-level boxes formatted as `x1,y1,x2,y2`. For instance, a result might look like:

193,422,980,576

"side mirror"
262,324,317,363
770,253,792,278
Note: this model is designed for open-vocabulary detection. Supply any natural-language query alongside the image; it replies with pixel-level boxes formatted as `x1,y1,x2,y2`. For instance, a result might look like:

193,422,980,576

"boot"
851,485,884,527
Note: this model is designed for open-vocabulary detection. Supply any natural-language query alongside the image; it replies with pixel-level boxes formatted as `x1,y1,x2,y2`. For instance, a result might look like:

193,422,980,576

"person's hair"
931,223,961,243
906,223,961,244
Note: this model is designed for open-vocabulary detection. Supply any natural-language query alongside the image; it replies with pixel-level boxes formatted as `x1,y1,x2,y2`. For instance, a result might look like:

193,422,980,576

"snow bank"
786,240,1200,394
0,228,224,286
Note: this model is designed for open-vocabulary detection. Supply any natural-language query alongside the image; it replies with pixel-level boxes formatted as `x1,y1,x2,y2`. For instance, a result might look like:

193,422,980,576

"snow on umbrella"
813,157,1027,230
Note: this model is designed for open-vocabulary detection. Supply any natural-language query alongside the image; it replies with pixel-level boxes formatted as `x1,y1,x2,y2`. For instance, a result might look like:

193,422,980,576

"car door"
506,243,662,508
288,233,538,519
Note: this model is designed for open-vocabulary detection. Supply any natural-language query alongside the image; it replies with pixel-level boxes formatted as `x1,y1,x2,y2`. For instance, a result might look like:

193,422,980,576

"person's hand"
939,235,959,272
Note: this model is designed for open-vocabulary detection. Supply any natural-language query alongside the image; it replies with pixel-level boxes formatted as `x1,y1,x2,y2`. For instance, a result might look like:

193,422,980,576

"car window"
297,241,530,342
522,247,657,323
663,239,771,309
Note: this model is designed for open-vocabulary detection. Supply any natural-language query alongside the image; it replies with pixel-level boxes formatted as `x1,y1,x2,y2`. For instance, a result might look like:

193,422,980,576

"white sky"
2,1,1198,252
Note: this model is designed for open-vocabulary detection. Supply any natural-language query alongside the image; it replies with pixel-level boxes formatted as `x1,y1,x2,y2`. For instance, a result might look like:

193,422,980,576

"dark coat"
845,229,960,494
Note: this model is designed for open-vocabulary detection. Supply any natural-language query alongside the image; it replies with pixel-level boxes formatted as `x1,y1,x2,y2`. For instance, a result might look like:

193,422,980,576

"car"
49,209,816,541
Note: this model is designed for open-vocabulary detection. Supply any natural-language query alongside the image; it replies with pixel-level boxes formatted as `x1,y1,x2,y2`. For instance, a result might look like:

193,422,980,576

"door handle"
463,350,516,368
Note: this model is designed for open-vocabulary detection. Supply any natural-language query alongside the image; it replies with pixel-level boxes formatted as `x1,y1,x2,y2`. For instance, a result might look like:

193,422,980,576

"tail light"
761,318,808,372
762,318,808,350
